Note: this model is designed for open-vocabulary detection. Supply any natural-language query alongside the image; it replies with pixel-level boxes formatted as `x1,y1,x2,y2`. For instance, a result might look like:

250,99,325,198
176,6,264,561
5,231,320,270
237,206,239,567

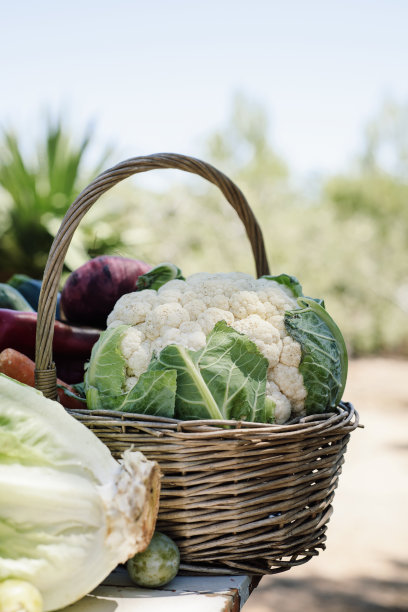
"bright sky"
1,0,408,179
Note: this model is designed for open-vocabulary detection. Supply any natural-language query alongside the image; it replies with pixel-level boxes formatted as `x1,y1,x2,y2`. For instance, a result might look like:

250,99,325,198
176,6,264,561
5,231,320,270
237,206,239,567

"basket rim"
67,401,359,439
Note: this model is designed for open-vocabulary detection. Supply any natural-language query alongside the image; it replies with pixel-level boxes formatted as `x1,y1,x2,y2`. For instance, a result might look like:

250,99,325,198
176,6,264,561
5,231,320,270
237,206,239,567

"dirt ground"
244,357,408,612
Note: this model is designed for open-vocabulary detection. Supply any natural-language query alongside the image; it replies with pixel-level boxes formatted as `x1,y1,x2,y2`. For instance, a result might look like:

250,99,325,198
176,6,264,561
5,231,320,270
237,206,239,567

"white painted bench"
62,566,259,611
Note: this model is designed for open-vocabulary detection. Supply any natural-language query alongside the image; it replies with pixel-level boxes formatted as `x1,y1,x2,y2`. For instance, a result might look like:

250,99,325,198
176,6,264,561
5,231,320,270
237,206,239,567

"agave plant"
0,116,117,281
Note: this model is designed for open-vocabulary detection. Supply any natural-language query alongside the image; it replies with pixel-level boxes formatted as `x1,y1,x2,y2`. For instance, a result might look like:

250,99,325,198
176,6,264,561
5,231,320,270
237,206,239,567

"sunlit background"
1,1,407,610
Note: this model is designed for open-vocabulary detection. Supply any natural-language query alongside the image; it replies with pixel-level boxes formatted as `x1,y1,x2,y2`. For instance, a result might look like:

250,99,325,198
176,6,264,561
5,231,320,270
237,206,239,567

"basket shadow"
252,562,408,612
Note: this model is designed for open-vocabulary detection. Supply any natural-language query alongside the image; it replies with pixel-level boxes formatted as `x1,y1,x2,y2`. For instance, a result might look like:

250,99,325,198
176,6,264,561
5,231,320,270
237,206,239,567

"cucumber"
0,283,35,311
7,274,62,319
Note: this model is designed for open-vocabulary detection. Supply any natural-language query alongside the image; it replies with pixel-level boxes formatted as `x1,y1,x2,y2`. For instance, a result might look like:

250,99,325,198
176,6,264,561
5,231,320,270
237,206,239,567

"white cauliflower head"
107,272,306,423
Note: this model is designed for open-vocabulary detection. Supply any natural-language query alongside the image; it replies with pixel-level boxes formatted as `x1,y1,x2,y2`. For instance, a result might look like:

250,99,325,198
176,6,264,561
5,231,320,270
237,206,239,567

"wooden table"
63,566,260,611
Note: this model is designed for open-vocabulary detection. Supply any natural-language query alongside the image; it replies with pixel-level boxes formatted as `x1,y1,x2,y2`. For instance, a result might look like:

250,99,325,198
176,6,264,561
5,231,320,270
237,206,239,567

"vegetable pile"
0,255,153,385
0,254,348,425
0,308,100,384
0,251,349,607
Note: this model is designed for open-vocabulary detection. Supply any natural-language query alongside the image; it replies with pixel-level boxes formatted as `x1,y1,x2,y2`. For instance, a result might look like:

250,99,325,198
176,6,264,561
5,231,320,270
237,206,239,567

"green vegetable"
265,397,276,422
84,325,176,417
127,532,180,588
86,270,347,422
284,297,348,414
151,320,269,422
0,374,160,612
0,579,43,612
7,275,62,320
264,273,347,414
136,262,185,291
0,283,34,312
262,273,303,297
85,321,272,423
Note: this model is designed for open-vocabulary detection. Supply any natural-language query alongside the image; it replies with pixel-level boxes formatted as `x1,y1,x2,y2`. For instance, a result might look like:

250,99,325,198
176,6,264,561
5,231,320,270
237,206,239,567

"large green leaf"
284,297,348,414
84,325,176,417
117,369,176,415
84,325,128,407
136,262,185,291
261,273,303,297
152,320,269,422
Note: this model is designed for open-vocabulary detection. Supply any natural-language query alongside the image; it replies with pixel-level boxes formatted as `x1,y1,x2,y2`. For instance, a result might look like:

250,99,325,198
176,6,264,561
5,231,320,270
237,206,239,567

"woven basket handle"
35,152,270,399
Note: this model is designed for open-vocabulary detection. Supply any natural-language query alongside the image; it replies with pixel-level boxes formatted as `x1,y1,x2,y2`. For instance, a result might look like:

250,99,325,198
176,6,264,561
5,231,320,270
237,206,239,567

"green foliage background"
1,97,407,357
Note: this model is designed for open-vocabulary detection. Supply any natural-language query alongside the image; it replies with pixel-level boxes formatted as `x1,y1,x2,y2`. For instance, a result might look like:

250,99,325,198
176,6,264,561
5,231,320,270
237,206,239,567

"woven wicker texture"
34,152,359,575
67,403,358,574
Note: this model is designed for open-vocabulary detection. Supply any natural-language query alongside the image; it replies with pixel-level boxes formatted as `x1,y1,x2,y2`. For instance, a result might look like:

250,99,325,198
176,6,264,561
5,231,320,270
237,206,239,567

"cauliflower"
107,272,308,423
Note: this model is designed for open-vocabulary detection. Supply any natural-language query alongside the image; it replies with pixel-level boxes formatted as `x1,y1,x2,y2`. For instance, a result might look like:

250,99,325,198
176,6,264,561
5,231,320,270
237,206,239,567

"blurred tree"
121,94,408,356
3,97,403,356
0,116,121,281
205,92,289,181
201,94,408,356
199,93,302,274
361,99,408,179
110,93,293,279
323,99,408,355
326,100,408,230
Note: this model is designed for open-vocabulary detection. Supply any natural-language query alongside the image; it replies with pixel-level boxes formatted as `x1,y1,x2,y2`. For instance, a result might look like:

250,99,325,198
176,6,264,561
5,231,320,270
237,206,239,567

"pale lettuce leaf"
0,374,159,612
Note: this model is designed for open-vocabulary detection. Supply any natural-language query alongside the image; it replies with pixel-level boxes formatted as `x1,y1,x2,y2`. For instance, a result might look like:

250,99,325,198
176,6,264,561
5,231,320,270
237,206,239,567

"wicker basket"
34,153,359,575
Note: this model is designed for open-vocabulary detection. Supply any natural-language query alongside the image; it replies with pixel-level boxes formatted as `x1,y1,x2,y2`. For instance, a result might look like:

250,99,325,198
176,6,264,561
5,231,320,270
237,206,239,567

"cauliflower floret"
179,321,203,334
229,291,265,319
266,314,287,338
197,307,235,335
280,336,302,368
157,290,183,304
179,321,207,351
183,298,208,319
270,363,307,404
255,290,278,316
256,278,298,300
144,303,190,340
187,272,254,299
180,334,207,351
232,315,282,368
208,294,230,310
151,327,182,355
107,290,158,326
187,272,218,285
180,290,201,306
232,314,280,344
120,327,145,359
124,375,138,392
150,321,206,356
157,279,188,304
259,285,298,315
266,380,292,424
158,279,188,293
127,344,152,379
193,279,232,300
